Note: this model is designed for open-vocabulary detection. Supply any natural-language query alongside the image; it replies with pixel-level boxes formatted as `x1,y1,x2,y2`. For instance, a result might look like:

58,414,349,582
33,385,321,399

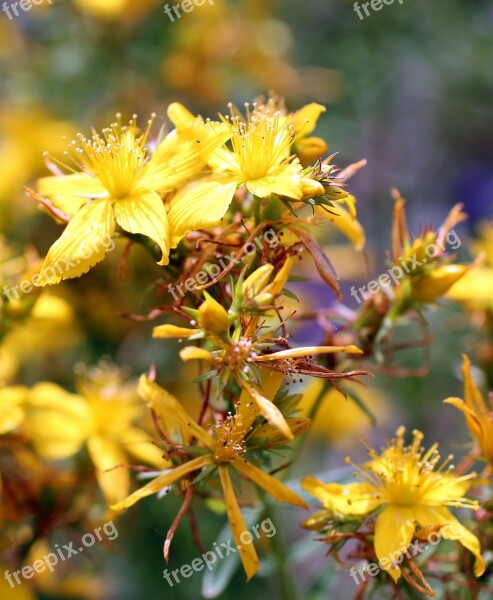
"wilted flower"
111,373,308,580
445,355,493,467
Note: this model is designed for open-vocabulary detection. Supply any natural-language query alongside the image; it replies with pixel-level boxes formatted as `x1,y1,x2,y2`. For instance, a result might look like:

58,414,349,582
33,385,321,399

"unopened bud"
198,292,230,334
412,265,468,302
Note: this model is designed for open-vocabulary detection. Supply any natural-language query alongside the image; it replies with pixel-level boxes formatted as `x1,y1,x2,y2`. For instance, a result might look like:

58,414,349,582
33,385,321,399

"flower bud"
264,256,293,296
251,292,274,306
412,265,468,303
242,265,274,301
198,292,230,334
300,178,325,200
294,136,329,167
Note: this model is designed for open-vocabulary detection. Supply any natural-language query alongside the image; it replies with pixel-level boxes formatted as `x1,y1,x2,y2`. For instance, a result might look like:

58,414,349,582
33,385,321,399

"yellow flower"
1,294,81,368
154,308,361,441
298,380,388,442
163,101,329,249
73,0,156,20
446,267,493,311
312,203,366,250
0,572,35,600
412,264,469,303
111,373,308,580
0,107,74,204
253,97,328,167
33,107,226,284
154,258,361,439
0,386,28,434
208,102,324,199
241,257,293,306
445,355,493,466
302,427,485,583
24,364,166,505
447,221,493,311
0,347,17,386
388,193,471,311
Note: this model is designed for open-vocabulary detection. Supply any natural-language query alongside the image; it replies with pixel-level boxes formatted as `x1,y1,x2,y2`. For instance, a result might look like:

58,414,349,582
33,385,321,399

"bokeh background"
1,0,492,598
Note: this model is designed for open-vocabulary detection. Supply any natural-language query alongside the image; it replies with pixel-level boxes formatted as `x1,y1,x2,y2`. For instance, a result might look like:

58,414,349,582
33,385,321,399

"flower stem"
260,491,299,600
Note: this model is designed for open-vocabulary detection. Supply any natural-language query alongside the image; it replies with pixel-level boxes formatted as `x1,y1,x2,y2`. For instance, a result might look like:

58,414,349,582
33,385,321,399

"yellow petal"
208,147,241,173
316,204,366,251
138,375,215,450
300,177,325,200
292,103,326,139
113,191,169,265
25,382,91,459
240,380,293,441
412,505,485,577
374,505,416,582
412,265,469,303
150,112,230,189
461,354,487,415
0,386,28,434
198,291,230,334
443,397,483,441
232,368,284,438
242,265,274,300
111,454,214,512
167,180,236,248
87,435,130,505
167,102,197,129
0,573,36,600
301,477,381,515
121,426,169,468
179,347,215,362
253,345,362,362
233,458,308,508
218,465,260,581
246,162,303,199
294,137,329,167
35,198,116,285
264,256,293,296
447,267,493,309
38,173,107,217
248,418,311,447
152,324,200,339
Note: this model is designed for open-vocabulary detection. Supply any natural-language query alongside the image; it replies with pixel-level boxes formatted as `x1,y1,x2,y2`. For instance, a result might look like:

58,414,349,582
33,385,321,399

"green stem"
307,381,331,422
125,233,163,263
259,491,299,600
282,381,330,483
253,196,262,227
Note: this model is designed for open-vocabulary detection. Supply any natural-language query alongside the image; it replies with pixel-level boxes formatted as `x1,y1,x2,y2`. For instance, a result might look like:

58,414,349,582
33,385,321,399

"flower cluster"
2,95,493,599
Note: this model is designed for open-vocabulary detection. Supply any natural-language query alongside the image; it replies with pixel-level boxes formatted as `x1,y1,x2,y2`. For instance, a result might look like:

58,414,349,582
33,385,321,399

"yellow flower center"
214,412,248,463
348,427,478,510
61,114,155,200
224,103,295,182
225,337,256,370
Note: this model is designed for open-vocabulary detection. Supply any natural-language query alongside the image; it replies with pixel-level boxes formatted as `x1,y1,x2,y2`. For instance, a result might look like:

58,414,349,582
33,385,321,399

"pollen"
348,428,479,510
50,114,155,200
222,103,295,182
